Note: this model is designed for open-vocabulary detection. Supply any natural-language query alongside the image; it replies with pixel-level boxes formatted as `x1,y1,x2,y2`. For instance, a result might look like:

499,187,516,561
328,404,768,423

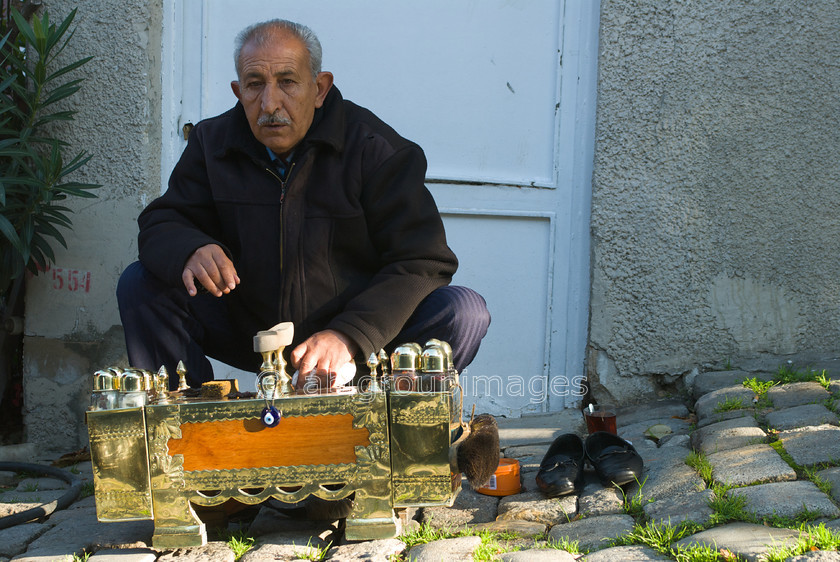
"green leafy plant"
741,376,777,396
0,7,99,296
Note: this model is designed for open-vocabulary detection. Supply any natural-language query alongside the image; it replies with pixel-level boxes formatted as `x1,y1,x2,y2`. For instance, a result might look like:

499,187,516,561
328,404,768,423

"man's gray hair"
233,20,323,80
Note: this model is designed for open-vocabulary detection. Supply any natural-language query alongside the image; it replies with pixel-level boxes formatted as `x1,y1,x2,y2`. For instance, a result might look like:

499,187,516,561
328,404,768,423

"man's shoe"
535,433,585,497
584,431,643,486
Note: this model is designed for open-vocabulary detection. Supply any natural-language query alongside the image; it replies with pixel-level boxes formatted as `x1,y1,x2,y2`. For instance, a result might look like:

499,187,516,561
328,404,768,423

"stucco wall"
589,1,840,401
21,0,160,451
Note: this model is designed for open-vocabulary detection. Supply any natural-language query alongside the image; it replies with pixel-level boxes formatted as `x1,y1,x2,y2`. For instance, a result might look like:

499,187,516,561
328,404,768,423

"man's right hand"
182,243,240,297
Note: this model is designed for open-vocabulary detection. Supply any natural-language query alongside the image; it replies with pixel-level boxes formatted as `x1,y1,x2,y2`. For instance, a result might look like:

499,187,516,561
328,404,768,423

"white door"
161,0,599,417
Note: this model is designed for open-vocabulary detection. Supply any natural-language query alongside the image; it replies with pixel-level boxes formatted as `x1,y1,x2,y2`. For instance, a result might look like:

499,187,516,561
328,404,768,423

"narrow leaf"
46,9,78,53
0,213,24,251
45,57,93,84
10,9,37,48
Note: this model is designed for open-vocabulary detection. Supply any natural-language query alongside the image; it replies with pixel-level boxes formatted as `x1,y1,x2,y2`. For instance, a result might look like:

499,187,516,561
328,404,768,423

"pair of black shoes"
535,431,643,497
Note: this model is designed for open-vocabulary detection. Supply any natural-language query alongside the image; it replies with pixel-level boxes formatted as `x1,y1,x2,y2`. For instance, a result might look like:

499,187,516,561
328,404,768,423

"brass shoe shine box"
86,330,463,548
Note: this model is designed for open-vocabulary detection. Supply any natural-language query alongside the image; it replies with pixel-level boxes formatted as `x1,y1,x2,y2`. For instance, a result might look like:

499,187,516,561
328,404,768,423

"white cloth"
290,362,356,389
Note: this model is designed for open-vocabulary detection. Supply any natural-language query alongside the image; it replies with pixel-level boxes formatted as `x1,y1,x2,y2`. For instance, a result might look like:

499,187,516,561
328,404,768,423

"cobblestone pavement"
3,369,840,561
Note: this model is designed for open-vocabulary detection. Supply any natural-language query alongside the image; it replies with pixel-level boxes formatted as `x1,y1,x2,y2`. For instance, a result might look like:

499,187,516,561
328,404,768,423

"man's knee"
116,261,178,313
432,285,491,332
116,261,146,309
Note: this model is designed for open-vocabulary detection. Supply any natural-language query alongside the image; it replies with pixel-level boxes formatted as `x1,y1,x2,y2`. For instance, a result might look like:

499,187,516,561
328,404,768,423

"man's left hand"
290,329,357,389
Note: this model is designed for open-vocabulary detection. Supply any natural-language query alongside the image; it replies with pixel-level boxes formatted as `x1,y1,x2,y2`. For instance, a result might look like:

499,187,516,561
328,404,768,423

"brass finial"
176,360,189,391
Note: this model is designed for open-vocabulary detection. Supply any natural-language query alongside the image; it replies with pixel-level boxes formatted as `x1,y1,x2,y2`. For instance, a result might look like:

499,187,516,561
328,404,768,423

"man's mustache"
257,111,292,126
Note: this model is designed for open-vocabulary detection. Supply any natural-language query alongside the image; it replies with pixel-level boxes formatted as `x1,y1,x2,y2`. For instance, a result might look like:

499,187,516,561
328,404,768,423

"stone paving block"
672,522,800,562
728,480,840,520
14,506,152,559
0,522,48,558
578,481,624,517
95,548,167,562
695,385,756,422
768,382,830,409
615,399,690,427
520,467,539,494
639,460,706,502
503,444,547,471
780,425,840,467
582,545,671,561
618,417,692,450
707,443,797,487
326,538,406,561
471,519,546,536
547,513,635,552
692,416,766,455
0,489,66,516
406,536,482,561
240,529,333,562
696,408,753,429
816,467,840,503
497,491,577,527
421,485,498,530
0,470,16,485
14,478,68,492
499,548,577,561
659,433,690,448
8,552,75,562
692,370,755,400
639,445,691,471
65,495,96,511
497,411,586,449
0,443,37,462
765,404,839,431
643,489,715,527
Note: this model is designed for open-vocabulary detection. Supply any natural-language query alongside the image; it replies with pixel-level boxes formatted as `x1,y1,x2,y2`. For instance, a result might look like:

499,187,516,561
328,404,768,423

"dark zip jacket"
138,86,458,358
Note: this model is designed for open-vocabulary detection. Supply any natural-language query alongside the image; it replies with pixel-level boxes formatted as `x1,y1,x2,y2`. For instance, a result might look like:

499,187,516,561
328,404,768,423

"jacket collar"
216,85,346,161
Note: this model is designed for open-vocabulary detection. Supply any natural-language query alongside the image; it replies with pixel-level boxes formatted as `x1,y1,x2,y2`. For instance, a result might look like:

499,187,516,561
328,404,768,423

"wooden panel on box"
167,414,370,471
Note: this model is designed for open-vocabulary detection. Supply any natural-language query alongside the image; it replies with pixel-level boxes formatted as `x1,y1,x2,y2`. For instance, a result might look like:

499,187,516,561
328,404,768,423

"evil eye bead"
261,405,281,428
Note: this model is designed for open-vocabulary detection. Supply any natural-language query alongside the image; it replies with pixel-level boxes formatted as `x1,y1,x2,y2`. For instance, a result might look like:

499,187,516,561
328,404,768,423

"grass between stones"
398,521,581,560
763,523,840,561
611,520,720,562
712,396,746,413
292,538,332,561
774,365,832,389
223,529,256,561
687,445,831,529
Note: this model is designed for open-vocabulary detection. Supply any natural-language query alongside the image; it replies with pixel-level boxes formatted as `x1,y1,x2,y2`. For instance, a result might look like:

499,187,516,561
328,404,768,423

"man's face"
231,31,333,157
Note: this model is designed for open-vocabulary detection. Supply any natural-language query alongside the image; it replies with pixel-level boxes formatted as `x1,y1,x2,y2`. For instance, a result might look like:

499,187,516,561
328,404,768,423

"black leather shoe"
535,433,585,497
585,431,644,486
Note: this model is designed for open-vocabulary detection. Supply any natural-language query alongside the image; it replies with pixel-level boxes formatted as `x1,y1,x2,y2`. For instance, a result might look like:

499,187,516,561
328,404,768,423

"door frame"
159,0,600,413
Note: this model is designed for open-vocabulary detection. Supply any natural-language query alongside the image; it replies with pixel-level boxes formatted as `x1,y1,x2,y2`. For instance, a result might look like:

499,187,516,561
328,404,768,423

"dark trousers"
116,261,490,388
